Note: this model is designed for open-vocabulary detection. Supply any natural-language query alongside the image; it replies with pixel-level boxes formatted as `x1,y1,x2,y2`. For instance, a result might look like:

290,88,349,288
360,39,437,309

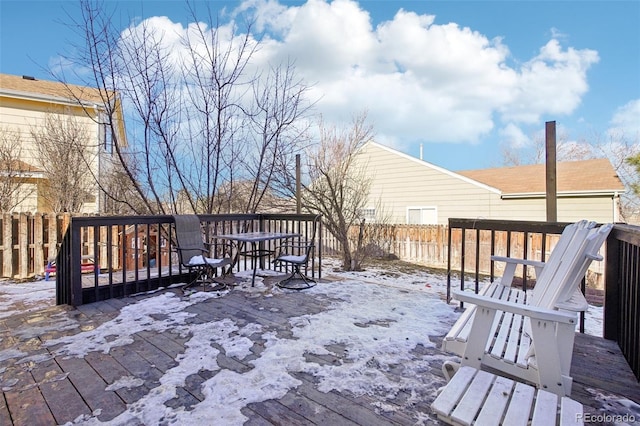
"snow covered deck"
1,265,638,425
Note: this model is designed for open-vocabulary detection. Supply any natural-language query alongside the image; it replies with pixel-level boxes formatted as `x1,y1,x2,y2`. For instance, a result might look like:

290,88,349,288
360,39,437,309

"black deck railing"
604,223,640,381
446,218,571,300
56,213,322,306
447,218,640,381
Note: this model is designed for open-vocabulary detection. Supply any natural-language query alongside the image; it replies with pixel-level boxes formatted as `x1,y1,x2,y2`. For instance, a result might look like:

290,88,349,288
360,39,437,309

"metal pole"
296,154,301,214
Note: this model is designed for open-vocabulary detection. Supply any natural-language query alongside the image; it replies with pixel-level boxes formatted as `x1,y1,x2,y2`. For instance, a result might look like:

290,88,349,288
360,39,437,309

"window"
407,207,437,225
359,208,377,222
99,113,113,153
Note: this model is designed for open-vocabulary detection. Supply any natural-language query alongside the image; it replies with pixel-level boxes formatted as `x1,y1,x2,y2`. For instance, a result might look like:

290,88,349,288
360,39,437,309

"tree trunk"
339,235,353,271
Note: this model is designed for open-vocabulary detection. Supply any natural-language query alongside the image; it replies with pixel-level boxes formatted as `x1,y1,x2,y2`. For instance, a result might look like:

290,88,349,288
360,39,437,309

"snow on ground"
0,259,633,425
0,279,57,319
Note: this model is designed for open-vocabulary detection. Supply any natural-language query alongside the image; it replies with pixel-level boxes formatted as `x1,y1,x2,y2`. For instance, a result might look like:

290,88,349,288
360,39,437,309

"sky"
0,0,639,171
2,259,638,425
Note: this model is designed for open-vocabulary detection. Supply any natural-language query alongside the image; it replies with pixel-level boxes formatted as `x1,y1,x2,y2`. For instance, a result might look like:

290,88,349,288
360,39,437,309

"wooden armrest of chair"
491,256,546,287
452,290,578,324
491,256,545,269
555,289,589,312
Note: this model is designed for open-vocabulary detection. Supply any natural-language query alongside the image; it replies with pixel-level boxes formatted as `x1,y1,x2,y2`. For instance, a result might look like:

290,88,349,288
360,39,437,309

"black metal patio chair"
174,215,234,292
273,215,320,290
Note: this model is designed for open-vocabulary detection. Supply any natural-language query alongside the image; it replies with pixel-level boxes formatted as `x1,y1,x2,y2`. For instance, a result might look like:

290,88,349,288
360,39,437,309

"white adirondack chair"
431,366,584,426
442,221,594,364
442,222,612,397
492,219,594,289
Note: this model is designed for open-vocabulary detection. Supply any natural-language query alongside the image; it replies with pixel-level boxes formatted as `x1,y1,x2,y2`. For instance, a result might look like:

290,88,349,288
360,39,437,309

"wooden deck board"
29,357,90,424
3,367,58,426
247,398,323,426
1,278,639,425
108,342,165,387
0,392,12,426
56,356,127,422
83,351,147,404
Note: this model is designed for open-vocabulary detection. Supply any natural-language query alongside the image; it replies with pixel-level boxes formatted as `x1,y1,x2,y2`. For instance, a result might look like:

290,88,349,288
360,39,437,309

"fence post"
19,214,28,279
446,222,452,303
71,219,83,306
2,213,12,277
34,214,44,276
604,229,620,340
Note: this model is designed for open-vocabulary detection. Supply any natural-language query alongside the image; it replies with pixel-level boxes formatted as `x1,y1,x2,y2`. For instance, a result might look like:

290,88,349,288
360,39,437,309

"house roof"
0,160,45,178
458,159,626,195
363,141,625,197
0,73,104,105
5,159,43,173
0,73,129,147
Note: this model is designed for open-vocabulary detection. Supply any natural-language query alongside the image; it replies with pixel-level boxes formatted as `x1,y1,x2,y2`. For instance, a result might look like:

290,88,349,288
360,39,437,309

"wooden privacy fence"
321,223,574,278
0,213,72,279
321,224,449,267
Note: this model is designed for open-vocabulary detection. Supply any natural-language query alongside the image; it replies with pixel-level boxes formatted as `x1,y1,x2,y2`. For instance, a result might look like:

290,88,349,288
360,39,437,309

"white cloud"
238,1,598,145
608,99,640,138
499,123,530,149
107,0,600,148
501,40,599,123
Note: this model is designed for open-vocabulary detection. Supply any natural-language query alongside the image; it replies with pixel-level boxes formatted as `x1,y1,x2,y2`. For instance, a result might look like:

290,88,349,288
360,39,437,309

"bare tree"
60,0,312,216
240,60,313,213
499,129,585,166
626,151,640,223
100,154,147,214
0,127,35,211
31,114,95,213
568,130,640,223
58,0,156,215
353,200,396,264
303,112,374,271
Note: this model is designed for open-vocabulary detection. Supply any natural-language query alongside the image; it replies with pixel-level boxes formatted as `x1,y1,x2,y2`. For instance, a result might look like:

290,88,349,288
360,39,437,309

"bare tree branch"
0,128,35,211
303,112,373,271
58,0,314,216
31,113,94,213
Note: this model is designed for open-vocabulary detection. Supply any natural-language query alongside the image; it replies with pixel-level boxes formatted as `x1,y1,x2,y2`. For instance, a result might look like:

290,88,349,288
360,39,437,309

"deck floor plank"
29,357,91,424
56,356,126,422
0,390,12,426
1,278,639,425
2,366,57,426
246,398,322,426
83,351,148,404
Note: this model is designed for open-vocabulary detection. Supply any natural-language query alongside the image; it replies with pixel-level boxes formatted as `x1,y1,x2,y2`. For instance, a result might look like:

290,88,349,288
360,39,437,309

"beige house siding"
481,196,617,223
0,98,101,213
359,143,500,225
357,142,624,225
0,74,125,214
1,97,100,170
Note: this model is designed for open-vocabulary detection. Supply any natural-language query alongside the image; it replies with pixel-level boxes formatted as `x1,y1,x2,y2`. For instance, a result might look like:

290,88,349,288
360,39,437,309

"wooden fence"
321,222,605,288
321,223,557,272
0,213,72,279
